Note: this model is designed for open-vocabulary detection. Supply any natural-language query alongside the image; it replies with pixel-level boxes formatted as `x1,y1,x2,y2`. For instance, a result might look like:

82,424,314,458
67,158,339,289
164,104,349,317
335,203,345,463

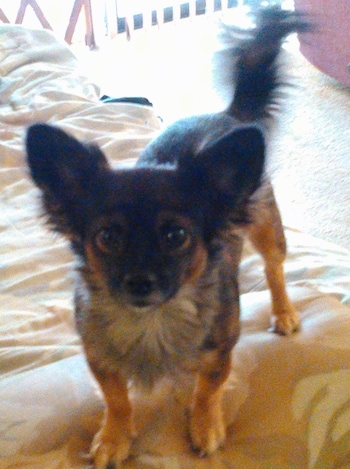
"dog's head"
26,123,265,310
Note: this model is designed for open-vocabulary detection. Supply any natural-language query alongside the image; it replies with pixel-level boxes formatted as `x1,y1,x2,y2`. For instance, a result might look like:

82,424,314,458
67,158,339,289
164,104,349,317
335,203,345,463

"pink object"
294,0,350,86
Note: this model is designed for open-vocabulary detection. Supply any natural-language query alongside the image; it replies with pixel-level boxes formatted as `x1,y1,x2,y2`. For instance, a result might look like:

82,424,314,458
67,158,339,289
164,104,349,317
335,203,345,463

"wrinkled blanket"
0,25,350,469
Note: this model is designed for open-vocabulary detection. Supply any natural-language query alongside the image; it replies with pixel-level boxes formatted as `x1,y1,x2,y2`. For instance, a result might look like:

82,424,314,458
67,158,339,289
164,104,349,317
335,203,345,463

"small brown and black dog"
26,7,309,469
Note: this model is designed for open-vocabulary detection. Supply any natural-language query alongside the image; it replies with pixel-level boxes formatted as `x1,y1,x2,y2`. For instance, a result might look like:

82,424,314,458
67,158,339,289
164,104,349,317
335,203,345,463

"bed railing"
110,0,240,38
1,1,281,46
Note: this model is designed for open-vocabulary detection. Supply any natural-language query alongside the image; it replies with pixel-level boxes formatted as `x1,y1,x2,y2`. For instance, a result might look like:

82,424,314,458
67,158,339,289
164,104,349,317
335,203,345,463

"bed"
1,25,350,469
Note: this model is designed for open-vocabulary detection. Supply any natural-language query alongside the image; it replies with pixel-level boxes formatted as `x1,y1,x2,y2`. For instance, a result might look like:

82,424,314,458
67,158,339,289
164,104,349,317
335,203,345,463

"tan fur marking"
190,349,232,456
85,242,107,288
89,367,135,467
185,241,208,285
247,209,300,335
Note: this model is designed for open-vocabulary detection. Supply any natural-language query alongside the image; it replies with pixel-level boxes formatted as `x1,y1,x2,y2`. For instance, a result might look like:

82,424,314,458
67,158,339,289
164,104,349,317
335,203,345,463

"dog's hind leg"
247,183,300,335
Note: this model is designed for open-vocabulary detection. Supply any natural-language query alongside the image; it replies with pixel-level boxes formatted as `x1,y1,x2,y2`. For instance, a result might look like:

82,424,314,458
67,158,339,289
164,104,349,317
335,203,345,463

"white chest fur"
76,281,218,388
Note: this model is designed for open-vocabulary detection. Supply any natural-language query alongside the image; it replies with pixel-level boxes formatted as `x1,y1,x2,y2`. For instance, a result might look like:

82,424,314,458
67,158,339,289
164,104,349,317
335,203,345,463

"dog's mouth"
125,288,181,313
123,290,171,313
123,294,168,313
126,300,155,313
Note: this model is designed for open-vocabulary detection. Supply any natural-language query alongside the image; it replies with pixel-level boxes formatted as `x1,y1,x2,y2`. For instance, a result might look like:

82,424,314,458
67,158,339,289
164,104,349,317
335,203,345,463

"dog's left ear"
179,125,265,217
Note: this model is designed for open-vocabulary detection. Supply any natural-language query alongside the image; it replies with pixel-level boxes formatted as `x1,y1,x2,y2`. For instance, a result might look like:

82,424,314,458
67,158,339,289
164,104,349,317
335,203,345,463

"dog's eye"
95,225,123,253
159,222,189,250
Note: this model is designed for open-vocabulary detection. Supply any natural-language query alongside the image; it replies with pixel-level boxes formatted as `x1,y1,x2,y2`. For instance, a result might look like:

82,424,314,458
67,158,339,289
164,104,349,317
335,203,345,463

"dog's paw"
90,427,132,469
189,403,226,457
270,306,300,336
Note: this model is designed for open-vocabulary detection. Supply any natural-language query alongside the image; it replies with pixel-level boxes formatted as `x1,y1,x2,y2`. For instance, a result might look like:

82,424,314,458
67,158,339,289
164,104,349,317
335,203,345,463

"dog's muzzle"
122,273,166,308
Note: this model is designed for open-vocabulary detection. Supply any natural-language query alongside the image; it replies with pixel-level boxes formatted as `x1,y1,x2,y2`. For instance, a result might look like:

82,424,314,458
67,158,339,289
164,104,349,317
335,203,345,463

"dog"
26,7,309,468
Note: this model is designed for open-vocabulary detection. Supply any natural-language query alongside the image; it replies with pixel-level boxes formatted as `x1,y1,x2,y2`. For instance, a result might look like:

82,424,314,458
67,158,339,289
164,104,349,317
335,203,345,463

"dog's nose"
124,274,157,298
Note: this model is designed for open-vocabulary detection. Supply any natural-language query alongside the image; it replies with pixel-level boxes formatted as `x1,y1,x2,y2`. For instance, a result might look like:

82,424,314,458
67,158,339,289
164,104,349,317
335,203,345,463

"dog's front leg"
89,365,135,468
190,347,232,457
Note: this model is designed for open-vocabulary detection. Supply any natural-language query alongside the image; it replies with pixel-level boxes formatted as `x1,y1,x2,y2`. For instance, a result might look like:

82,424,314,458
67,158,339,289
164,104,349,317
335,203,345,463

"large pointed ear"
26,123,110,236
179,125,265,222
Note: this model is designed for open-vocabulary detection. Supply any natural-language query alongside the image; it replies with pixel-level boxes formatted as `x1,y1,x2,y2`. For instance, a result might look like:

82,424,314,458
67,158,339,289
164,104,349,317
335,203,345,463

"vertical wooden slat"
173,3,181,22
105,0,118,38
65,0,96,47
15,0,52,30
156,0,164,28
0,8,10,23
125,15,133,39
142,9,153,30
83,0,95,47
206,0,215,14
221,0,228,11
188,0,196,19
156,8,164,27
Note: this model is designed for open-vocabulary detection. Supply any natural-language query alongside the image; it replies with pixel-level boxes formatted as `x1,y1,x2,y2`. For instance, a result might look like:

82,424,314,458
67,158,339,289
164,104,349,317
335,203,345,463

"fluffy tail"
219,7,311,122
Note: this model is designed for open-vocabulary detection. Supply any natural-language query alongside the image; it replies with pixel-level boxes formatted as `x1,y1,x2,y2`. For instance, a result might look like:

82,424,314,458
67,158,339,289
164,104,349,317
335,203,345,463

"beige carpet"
269,48,350,250
72,15,350,249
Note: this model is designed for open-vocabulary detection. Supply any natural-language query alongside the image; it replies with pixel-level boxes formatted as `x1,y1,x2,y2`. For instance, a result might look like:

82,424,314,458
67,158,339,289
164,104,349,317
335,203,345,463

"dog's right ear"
26,123,110,236
178,125,265,225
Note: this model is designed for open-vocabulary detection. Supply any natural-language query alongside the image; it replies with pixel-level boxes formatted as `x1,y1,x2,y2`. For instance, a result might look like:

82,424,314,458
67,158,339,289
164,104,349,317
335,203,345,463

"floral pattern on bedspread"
0,25,349,469
293,370,350,469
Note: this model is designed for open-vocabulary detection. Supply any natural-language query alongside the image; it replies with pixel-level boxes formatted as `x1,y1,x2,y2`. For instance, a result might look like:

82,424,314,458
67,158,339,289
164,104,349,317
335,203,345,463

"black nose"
124,274,157,298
